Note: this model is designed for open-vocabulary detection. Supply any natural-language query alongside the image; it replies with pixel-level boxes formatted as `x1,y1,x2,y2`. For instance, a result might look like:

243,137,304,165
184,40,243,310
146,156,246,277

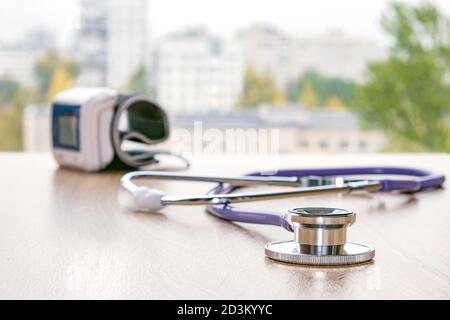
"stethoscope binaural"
119,167,445,266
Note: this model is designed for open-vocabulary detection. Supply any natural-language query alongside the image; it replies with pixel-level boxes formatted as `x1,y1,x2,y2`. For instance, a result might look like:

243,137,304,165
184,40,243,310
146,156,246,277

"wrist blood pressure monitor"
51,87,188,171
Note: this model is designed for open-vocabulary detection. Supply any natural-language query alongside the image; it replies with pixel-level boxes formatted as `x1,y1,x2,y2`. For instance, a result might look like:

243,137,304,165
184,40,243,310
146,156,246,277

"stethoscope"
120,167,445,266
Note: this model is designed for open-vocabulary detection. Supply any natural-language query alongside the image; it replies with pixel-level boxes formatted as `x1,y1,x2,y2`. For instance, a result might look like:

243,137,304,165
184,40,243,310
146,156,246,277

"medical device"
51,87,188,171
120,167,445,266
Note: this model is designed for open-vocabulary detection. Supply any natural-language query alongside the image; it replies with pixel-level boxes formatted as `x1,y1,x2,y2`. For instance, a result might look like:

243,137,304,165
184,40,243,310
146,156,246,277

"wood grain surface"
0,152,449,299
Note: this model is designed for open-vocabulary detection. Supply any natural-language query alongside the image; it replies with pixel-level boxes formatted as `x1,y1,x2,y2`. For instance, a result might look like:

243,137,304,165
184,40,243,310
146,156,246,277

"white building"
76,0,108,86
160,104,386,155
236,25,385,89
76,0,149,89
106,0,148,88
0,47,36,86
154,28,243,113
23,105,51,152
0,28,57,87
236,24,292,89
290,29,385,82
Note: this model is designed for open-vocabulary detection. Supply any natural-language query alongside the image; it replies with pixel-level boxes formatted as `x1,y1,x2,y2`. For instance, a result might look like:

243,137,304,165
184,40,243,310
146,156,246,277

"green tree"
272,88,287,106
287,71,355,106
35,51,79,102
127,65,149,94
325,95,345,109
0,79,20,104
0,104,23,150
0,87,37,150
237,67,278,108
299,80,319,108
354,1,450,151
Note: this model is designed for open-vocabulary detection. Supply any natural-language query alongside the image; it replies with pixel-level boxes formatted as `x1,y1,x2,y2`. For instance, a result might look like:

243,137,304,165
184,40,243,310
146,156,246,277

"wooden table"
0,153,449,299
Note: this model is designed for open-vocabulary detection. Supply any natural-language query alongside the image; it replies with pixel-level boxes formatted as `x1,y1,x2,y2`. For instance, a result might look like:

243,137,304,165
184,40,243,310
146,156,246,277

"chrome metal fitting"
265,207,375,266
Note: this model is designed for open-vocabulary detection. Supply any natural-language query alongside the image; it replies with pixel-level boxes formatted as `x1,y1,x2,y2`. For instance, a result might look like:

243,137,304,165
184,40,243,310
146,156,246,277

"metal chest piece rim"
265,207,375,266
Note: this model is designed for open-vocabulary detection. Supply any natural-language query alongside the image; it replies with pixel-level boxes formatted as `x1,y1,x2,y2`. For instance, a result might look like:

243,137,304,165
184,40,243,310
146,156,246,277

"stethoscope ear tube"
119,166,445,215
120,171,383,213
121,167,445,215
378,174,445,192
245,167,445,193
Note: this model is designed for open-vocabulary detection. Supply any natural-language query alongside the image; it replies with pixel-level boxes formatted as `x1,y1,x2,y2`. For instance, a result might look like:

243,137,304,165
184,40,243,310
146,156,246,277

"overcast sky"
1,0,450,47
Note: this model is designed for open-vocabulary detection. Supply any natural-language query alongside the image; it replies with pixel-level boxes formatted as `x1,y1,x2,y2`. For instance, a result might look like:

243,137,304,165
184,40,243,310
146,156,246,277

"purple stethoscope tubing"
206,167,445,232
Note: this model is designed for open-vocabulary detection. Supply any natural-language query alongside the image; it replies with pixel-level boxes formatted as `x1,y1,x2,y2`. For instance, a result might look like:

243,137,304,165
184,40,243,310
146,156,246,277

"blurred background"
0,0,449,154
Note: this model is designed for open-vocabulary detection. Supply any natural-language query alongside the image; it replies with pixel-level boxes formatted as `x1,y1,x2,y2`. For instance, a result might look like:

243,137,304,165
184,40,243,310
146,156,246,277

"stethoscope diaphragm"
265,241,375,266
264,207,375,266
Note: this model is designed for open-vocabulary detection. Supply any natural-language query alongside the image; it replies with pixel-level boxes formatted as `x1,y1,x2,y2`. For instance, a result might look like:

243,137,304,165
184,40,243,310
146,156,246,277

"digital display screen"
57,115,78,148
52,104,80,151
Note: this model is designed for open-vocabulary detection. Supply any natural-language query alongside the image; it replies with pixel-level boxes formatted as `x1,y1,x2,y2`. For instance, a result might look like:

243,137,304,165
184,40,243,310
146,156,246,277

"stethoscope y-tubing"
205,167,445,231
245,167,445,192
206,184,296,232
120,166,445,232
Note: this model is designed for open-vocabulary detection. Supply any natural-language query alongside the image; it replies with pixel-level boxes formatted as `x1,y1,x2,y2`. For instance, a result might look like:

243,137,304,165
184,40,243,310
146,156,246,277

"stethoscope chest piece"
265,207,375,266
